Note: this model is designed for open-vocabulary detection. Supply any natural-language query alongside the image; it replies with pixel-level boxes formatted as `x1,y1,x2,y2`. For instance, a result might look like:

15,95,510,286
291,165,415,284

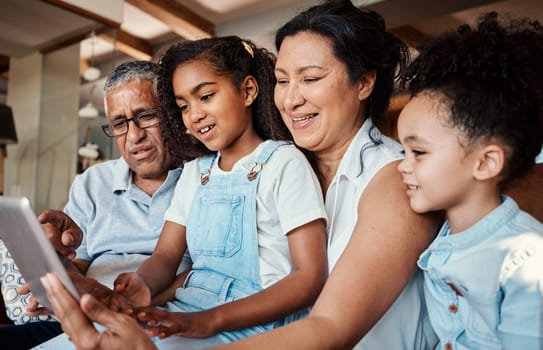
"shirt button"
445,342,453,350
448,304,458,313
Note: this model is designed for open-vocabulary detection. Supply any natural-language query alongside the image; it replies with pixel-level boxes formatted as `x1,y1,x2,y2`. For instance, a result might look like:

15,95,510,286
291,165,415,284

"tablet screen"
0,196,80,311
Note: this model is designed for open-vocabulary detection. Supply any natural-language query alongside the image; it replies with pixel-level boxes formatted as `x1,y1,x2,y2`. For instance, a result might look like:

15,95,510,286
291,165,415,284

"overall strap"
255,140,289,164
198,153,217,185
247,140,290,181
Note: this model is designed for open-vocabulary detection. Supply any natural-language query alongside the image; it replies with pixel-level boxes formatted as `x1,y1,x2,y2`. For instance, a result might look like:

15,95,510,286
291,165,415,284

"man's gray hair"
103,60,159,115
104,60,159,93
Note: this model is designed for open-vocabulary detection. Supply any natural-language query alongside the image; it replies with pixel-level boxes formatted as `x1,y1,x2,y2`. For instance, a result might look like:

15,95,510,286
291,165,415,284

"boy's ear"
243,76,259,107
357,71,376,101
473,144,505,181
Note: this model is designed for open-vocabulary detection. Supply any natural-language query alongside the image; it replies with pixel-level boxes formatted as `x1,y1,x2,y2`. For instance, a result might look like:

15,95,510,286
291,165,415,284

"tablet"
0,196,80,311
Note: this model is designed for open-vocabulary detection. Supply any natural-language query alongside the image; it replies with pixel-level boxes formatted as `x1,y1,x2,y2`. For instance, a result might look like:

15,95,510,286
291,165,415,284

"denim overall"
167,140,298,342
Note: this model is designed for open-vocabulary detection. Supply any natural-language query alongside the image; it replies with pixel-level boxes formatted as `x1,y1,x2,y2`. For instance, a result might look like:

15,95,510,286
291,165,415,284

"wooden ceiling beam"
39,26,153,61
389,25,430,48
44,0,121,28
98,29,153,61
42,1,153,61
40,26,103,55
127,0,214,39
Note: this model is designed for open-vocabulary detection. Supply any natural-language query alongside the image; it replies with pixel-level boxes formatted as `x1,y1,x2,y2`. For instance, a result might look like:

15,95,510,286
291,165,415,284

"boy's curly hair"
403,12,543,185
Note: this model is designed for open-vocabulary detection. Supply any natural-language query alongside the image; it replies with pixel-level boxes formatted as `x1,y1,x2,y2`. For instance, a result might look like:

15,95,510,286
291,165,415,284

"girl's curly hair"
157,36,292,165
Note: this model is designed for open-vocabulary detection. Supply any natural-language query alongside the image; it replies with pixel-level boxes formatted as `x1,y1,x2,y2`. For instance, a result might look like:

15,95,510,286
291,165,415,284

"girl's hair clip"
241,40,254,58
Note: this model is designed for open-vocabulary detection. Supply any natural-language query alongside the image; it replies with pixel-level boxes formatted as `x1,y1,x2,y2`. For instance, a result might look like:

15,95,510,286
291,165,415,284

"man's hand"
38,209,83,259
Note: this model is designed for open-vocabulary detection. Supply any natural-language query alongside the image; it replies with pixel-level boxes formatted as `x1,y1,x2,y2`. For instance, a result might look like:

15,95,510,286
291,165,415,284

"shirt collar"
112,157,131,194
111,157,181,195
335,119,376,184
434,196,519,249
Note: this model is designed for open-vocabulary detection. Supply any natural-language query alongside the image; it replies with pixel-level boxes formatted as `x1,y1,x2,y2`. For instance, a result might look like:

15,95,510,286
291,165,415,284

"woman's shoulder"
354,121,403,158
368,133,403,164
344,124,403,171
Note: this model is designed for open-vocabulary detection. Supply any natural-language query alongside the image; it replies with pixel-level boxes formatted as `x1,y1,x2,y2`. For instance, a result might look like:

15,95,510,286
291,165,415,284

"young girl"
397,13,543,350
113,36,328,348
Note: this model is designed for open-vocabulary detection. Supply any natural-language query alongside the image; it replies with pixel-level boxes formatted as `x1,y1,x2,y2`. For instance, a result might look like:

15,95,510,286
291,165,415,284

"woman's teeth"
293,114,317,122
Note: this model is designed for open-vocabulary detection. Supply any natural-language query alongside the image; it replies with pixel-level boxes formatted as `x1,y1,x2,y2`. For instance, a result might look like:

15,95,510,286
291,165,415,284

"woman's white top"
326,119,437,349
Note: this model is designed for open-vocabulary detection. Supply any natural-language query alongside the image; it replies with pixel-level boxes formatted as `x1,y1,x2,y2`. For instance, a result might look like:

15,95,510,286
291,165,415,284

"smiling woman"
244,2,440,348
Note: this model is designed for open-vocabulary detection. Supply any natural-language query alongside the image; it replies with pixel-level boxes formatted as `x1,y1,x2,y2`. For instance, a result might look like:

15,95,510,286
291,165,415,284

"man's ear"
357,71,377,101
242,75,259,107
473,144,505,181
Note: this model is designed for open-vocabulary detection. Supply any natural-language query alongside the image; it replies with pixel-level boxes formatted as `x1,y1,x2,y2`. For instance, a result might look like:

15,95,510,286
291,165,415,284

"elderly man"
0,60,189,349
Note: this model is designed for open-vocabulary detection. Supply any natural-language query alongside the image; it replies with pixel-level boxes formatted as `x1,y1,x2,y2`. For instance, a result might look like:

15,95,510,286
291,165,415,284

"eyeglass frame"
101,108,160,137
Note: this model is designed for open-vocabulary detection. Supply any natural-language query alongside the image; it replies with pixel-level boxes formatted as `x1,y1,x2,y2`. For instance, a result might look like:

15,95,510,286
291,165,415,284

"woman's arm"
214,161,440,349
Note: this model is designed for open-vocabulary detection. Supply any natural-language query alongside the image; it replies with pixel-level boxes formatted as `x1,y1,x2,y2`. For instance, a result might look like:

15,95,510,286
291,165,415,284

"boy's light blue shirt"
418,196,543,350
67,158,181,271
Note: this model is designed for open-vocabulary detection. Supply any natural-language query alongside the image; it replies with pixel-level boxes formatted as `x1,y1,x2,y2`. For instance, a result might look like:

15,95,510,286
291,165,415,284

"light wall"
35,44,80,213
5,45,80,213
5,53,42,205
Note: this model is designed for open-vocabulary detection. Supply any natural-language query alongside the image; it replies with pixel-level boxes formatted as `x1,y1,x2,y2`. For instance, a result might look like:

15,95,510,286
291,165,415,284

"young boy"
398,12,543,350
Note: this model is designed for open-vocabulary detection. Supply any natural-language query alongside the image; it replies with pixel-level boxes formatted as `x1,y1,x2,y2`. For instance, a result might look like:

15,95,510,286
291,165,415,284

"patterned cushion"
0,240,56,325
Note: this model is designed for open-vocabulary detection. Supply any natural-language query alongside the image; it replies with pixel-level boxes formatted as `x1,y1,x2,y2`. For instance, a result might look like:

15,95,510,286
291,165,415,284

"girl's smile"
172,59,262,167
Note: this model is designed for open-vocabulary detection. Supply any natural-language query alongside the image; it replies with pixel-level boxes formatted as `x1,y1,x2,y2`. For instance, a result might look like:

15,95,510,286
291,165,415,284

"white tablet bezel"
0,196,80,311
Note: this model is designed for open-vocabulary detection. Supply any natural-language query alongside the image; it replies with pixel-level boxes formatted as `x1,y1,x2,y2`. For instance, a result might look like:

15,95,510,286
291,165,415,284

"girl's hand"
135,307,217,339
113,272,152,309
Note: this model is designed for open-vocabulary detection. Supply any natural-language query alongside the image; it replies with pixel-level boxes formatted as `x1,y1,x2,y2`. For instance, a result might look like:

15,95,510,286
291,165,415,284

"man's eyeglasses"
101,109,160,137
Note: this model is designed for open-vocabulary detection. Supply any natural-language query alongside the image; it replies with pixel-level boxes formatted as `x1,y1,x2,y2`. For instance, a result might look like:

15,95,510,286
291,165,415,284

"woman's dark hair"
275,0,409,127
403,12,543,185
157,36,292,165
